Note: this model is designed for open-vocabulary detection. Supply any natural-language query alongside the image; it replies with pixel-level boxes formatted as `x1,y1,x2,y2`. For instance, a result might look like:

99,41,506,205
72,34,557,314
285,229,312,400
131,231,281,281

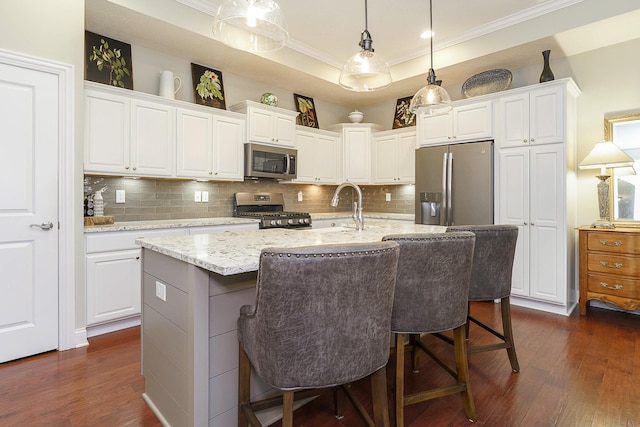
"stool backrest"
238,241,399,389
446,225,518,300
382,232,475,334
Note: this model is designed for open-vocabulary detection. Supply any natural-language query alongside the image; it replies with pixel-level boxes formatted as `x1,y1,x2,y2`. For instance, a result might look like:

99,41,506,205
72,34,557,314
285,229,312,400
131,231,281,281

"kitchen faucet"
330,182,364,231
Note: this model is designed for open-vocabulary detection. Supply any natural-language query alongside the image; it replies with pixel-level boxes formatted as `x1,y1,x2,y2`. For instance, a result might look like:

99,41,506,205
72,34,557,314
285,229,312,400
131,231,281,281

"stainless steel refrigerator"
415,141,494,226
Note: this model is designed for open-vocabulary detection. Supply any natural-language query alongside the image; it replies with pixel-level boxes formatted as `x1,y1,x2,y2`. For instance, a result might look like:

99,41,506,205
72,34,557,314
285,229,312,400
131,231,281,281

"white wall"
131,45,351,130
0,1,86,330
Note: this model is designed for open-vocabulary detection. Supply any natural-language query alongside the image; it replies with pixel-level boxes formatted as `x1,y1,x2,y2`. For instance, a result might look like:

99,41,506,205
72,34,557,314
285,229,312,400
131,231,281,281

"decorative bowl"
461,69,512,98
348,110,364,123
260,92,278,106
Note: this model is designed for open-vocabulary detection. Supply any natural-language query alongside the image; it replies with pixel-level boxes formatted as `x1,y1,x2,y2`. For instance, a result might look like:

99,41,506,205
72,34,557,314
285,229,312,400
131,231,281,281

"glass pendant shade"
339,47,392,92
213,0,289,52
410,0,452,114
339,1,392,92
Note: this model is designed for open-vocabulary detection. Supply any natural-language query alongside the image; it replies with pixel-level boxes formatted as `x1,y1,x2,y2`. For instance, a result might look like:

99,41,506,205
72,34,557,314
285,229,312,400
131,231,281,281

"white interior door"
0,61,59,363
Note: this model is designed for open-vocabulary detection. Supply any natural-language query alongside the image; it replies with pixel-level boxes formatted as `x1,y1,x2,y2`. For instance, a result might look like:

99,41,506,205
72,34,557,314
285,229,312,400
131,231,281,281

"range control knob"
287,219,295,225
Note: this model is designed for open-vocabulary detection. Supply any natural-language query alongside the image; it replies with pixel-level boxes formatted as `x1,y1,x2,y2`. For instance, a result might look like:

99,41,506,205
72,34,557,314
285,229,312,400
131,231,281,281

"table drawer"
587,253,640,276
587,273,640,299
587,232,640,255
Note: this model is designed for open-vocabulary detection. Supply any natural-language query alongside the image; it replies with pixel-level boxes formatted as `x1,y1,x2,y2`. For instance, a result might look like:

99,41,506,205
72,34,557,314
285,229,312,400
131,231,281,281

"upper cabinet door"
84,89,130,174
497,93,529,148
212,115,244,180
529,85,564,146
130,99,175,177
273,113,296,147
176,108,214,178
247,107,274,144
452,101,493,142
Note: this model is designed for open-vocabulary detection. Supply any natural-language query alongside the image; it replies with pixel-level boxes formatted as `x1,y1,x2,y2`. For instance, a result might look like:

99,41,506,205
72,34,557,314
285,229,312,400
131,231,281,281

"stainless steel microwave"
244,143,297,180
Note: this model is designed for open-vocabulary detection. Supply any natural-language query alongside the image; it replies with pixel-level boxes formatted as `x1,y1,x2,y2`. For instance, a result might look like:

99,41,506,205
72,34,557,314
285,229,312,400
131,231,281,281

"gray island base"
137,221,444,426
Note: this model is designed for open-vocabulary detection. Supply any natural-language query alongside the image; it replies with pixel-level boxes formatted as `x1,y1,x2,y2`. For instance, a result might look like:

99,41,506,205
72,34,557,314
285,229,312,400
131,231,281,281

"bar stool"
382,232,477,426
237,241,400,427
446,224,520,372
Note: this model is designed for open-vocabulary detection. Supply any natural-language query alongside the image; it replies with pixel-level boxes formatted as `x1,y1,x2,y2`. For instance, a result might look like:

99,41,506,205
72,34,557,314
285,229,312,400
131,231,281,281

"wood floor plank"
1,303,639,427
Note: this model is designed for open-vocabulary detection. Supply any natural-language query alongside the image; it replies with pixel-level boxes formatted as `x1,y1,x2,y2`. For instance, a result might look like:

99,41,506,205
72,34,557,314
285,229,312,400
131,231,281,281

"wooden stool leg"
409,334,420,373
238,344,251,427
282,390,294,427
395,333,405,427
453,326,477,422
501,296,520,372
371,367,390,427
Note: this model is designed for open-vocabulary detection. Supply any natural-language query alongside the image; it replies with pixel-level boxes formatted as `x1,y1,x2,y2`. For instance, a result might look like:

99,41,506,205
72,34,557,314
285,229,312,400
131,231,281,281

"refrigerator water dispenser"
420,192,441,225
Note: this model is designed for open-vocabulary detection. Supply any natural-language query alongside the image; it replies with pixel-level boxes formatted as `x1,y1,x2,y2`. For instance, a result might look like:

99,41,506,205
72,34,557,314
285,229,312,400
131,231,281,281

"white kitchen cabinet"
294,127,340,184
497,83,564,148
176,107,245,180
330,123,382,184
417,100,492,146
230,100,298,147
496,78,580,316
372,128,416,184
84,83,175,177
84,227,186,335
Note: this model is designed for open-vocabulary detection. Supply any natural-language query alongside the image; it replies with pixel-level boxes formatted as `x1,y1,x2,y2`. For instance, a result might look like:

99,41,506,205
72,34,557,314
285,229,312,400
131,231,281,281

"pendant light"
213,0,289,53
339,0,392,92
409,0,451,114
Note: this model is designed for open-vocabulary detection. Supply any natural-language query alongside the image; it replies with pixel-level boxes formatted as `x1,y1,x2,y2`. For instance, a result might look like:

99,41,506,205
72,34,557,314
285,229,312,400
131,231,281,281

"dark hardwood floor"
1,303,639,426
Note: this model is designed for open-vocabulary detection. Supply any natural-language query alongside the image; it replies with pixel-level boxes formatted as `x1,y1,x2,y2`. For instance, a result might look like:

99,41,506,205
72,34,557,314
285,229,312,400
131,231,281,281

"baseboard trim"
87,316,141,338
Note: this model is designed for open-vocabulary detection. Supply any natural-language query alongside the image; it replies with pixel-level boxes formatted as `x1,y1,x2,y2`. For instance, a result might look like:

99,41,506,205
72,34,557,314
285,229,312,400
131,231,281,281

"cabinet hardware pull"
136,256,140,260
600,282,623,291
523,139,528,143
530,138,535,142
599,240,622,247
599,261,623,268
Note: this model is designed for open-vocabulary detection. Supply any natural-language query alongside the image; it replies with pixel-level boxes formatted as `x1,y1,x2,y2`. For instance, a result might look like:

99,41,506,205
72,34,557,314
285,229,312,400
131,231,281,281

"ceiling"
86,0,640,107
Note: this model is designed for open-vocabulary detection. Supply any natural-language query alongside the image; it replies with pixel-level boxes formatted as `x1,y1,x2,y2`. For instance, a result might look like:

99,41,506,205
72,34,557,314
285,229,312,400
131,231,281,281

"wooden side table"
578,227,640,315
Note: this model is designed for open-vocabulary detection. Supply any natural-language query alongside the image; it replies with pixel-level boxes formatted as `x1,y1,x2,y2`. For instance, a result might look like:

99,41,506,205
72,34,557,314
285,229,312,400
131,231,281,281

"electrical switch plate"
194,191,201,202
115,190,126,203
155,281,167,302
297,191,303,202
385,193,391,202
202,191,209,202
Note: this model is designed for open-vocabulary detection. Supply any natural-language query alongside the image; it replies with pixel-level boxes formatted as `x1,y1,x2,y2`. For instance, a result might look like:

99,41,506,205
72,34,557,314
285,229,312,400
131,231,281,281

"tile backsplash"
84,176,415,222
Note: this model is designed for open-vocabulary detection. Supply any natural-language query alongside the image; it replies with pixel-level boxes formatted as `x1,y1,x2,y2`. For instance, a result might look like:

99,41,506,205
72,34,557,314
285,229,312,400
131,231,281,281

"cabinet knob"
523,139,528,143
132,167,137,171
135,256,140,260
125,166,130,170
209,171,213,175
214,172,218,175
530,138,535,142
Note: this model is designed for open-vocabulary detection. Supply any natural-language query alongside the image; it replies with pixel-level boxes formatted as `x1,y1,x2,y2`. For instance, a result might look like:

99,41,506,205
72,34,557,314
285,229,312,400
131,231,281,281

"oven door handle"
285,154,291,175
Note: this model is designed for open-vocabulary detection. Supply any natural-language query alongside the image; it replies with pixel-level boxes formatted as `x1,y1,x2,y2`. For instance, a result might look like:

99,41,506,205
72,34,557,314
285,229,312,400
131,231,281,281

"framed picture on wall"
191,63,226,109
294,93,319,128
85,31,133,89
392,96,416,129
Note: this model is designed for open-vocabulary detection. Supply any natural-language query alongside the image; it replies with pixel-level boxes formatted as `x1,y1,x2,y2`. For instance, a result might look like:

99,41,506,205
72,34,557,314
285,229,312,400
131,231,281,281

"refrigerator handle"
441,152,448,226
447,152,453,226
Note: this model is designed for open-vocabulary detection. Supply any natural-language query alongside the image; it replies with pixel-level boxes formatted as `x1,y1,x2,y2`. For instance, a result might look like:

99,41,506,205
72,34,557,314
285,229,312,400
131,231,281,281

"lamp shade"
213,0,288,52
339,49,392,92
409,76,452,115
579,141,634,171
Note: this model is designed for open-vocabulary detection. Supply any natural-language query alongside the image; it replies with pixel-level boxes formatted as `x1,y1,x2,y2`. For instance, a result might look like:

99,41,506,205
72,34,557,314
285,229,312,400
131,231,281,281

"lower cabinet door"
86,249,142,325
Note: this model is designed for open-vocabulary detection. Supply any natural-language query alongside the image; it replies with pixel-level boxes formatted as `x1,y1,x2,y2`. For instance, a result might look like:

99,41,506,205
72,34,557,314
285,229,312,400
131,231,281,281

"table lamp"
579,141,634,228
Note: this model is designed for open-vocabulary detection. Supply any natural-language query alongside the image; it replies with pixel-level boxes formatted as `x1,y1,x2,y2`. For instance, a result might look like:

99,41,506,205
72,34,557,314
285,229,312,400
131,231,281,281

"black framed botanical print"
191,63,226,110
85,31,133,89
294,93,319,128
392,96,416,129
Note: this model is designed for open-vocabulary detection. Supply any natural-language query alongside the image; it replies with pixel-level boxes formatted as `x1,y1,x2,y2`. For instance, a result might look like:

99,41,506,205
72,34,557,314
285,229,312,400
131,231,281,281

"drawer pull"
600,282,623,291
599,239,623,247
599,261,623,269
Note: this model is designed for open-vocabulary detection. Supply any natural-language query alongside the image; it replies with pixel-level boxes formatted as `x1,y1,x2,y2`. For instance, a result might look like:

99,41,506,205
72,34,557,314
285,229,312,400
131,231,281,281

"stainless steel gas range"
234,192,312,229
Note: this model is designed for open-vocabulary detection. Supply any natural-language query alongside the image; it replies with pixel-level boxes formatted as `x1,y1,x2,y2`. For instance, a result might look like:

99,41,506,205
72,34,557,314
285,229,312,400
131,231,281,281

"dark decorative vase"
539,50,555,83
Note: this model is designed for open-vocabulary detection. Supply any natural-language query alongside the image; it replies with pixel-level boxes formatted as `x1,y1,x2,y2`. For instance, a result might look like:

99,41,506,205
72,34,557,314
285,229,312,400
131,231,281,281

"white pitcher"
159,70,181,99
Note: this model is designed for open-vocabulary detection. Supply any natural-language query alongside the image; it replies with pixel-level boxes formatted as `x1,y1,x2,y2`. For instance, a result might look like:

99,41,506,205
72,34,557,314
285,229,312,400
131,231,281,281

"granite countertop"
136,220,444,276
84,212,415,233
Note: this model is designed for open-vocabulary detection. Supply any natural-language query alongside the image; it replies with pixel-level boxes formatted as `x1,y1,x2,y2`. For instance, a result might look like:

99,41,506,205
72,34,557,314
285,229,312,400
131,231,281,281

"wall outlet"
115,190,126,203
155,281,167,302
385,193,391,202
194,191,201,202
297,191,303,202
202,191,209,202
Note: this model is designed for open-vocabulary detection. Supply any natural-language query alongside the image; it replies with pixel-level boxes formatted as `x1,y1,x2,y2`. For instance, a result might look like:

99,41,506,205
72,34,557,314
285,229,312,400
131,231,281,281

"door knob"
29,221,54,230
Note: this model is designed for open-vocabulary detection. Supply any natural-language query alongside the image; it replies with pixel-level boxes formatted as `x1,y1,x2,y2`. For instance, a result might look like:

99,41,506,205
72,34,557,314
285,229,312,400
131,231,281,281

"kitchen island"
136,221,443,427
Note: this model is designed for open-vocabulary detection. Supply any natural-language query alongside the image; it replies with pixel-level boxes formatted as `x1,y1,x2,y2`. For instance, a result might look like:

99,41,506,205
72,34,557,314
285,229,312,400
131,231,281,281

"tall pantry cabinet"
497,78,580,315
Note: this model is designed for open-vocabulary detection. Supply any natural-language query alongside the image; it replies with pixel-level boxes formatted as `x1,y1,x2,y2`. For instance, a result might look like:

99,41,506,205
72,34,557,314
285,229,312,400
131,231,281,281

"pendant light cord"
429,0,434,71
359,0,373,52
364,0,368,32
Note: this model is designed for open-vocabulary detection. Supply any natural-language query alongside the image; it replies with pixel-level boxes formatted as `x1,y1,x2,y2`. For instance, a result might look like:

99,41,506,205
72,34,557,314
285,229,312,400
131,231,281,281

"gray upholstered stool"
382,232,477,426
446,224,520,372
237,241,400,427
